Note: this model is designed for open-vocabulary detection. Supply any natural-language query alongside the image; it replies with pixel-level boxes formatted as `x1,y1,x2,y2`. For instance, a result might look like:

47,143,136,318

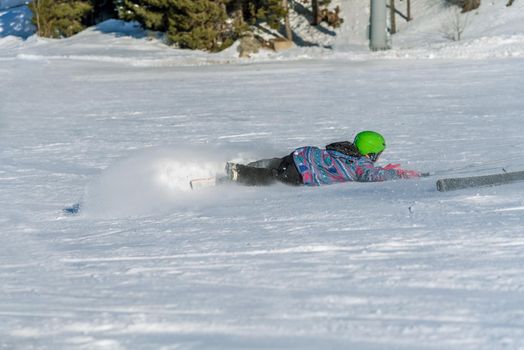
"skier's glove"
383,164,421,179
383,163,401,170
395,168,422,179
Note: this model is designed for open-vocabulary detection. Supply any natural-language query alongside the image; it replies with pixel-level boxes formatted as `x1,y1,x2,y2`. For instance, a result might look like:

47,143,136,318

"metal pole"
370,0,388,50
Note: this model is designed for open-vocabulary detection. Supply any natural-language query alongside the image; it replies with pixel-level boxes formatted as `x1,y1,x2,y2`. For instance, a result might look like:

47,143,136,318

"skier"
226,131,421,186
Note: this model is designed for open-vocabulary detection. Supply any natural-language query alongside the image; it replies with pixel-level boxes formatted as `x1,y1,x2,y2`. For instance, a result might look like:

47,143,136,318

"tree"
282,0,292,40
229,0,246,30
29,0,93,38
311,0,320,25
167,0,231,51
92,0,118,24
118,0,232,51
441,5,471,41
249,0,287,30
117,0,167,31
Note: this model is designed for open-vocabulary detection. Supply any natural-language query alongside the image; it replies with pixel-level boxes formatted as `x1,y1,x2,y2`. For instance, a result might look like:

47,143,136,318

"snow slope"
2,1,524,350
3,54,524,350
388,0,524,59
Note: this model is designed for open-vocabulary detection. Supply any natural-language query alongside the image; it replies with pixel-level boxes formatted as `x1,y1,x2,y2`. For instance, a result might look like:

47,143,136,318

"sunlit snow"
2,1,524,349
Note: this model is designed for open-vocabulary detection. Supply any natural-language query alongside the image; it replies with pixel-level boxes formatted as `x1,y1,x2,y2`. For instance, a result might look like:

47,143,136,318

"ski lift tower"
369,0,389,50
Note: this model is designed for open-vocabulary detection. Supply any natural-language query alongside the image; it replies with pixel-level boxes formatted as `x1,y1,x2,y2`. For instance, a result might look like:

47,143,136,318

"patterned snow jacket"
292,142,414,186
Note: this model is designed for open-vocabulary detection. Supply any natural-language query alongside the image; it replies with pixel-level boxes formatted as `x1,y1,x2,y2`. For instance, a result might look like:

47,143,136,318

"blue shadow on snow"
0,5,35,39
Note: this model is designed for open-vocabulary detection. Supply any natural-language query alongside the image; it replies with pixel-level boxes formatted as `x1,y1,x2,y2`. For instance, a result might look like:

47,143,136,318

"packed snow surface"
2,1,524,349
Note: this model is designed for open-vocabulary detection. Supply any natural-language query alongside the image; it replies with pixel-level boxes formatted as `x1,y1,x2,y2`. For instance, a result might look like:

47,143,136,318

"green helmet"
354,131,386,158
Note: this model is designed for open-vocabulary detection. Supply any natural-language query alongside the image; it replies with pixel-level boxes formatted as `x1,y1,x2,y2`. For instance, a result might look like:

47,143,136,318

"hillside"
1,0,524,60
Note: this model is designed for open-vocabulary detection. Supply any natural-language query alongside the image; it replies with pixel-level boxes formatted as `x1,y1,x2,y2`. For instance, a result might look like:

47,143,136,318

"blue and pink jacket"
292,146,411,186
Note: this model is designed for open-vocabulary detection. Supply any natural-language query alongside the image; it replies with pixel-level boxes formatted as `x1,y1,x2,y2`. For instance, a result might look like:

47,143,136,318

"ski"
189,176,230,190
436,170,524,192
190,177,217,190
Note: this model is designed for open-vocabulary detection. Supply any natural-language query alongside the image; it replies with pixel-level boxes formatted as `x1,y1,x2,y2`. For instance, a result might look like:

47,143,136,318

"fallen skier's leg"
226,162,277,186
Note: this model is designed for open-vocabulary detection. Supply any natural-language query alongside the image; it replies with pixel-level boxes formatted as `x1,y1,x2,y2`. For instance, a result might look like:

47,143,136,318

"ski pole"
422,165,511,177
421,157,519,177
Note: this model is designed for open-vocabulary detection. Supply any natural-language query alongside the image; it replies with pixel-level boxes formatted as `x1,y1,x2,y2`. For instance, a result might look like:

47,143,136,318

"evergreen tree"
29,0,93,38
118,0,231,51
248,0,287,30
92,0,119,24
117,0,343,52
167,0,230,51
117,0,168,31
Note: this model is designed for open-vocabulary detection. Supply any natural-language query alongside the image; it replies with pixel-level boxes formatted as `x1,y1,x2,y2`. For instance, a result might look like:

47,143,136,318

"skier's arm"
355,161,420,182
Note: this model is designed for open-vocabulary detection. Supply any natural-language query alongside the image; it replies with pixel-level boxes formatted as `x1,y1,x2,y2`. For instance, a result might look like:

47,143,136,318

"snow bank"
333,0,370,49
2,0,524,63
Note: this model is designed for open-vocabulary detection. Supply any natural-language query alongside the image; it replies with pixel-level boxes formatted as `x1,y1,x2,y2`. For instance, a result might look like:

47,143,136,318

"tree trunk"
283,0,292,40
34,0,42,36
232,0,244,27
389,0,396,34
36,0,49,37
312,0,320,25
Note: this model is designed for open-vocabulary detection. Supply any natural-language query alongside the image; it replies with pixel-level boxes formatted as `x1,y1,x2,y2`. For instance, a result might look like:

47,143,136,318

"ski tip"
436,179,446,192
189,177,217,190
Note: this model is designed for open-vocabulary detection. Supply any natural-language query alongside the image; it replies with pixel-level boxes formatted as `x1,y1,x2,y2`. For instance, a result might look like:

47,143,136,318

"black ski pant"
234,154,302,186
